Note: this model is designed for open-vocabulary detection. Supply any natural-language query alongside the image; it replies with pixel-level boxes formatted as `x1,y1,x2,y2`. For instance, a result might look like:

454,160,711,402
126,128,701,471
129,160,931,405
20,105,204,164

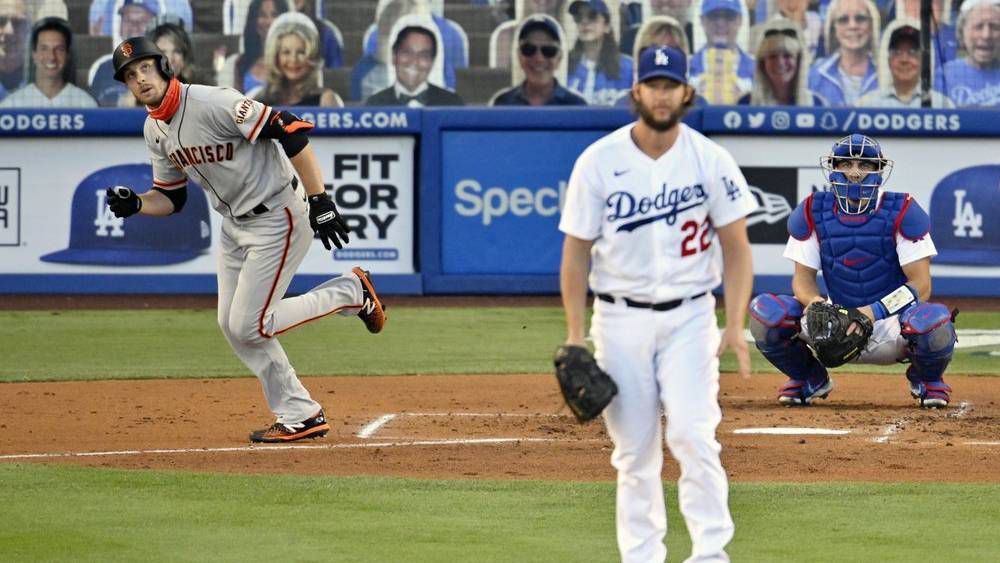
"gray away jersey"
143,84,295,218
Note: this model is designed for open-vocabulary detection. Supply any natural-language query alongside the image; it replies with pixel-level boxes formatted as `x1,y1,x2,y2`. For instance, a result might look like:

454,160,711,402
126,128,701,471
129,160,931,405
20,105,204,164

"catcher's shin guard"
749,294,830,381
901,303,956,407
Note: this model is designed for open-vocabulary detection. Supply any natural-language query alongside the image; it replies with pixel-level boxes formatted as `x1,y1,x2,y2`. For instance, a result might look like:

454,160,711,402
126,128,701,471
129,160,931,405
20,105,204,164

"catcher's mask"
820,133,893,215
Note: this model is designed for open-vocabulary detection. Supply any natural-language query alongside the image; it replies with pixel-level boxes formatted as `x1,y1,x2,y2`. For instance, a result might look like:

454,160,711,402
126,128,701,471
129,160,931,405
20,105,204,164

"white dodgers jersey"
559,123,757,301
143,84,295,218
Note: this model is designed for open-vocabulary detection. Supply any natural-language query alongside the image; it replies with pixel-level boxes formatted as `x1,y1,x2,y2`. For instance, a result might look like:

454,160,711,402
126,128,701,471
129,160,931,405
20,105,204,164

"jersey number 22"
680,218,712,257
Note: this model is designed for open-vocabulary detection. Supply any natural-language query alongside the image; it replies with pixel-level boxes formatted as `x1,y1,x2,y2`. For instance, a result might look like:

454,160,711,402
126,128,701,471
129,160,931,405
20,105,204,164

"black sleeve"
152,185,188,213
257,110,314,157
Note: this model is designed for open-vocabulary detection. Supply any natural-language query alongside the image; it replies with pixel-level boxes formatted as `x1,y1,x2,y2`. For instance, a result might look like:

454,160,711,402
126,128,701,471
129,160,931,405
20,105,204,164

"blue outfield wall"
1,106,998,296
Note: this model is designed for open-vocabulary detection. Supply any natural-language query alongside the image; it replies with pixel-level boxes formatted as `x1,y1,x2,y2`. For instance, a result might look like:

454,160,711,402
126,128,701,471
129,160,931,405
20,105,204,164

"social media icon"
795,113,815,128
748,113,765,128
772,111,790,129
821,112,838,130
723,111,742,128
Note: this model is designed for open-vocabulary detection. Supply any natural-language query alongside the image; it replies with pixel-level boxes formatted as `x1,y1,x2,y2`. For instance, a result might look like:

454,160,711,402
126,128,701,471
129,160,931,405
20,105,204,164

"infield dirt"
2,373,997,481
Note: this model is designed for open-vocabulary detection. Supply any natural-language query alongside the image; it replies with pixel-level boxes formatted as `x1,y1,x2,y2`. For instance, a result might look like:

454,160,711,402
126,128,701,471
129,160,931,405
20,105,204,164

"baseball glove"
553,345,618,423
805,302,873,368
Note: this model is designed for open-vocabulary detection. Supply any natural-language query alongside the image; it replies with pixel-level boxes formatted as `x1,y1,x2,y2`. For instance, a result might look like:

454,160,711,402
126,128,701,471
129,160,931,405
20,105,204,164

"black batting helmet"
112,36,172,82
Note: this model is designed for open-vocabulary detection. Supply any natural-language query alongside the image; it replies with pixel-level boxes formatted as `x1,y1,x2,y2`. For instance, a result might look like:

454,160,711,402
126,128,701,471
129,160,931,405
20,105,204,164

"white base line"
0,437,586,461
356,414,396,438
355,412,568,439
398,413,566,417
964,441,1000,446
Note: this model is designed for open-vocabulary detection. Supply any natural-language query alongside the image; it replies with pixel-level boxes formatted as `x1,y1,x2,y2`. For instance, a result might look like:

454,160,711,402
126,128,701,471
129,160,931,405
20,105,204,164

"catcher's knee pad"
901,303,956,381
749,294,827,382
749,294,802,344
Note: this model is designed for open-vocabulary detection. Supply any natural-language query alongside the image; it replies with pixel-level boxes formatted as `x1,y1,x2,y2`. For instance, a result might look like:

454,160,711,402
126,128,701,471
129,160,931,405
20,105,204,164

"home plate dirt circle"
0,373,997,482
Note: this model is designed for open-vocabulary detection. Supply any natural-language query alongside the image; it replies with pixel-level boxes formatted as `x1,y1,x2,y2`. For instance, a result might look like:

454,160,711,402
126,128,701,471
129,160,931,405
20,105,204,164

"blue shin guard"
900,303,956,407
749,294,830,404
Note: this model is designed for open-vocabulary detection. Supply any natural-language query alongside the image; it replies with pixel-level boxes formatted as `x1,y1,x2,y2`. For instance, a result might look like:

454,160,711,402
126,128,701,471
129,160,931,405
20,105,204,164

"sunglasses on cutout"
520,43,559,58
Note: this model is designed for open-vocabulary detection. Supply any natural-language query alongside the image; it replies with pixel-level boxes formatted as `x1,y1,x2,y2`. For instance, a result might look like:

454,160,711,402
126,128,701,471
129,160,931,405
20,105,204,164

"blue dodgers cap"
701,0,742,15
637,45,688,84
928,165,1000,265
119,0,159,14
569,0,611,17
518,14,561,42
40,164,211,266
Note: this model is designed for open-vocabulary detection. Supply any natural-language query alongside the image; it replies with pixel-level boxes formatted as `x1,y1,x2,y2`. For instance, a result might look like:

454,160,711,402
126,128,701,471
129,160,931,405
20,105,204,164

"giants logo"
233,98,255,125
120,42,133,57
951,190,983,238
94,190,125,237
168,143,235,169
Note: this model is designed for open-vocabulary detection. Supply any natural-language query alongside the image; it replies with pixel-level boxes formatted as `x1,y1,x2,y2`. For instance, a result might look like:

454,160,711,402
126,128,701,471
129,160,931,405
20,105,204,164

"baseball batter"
105,37,386,443
559,46,756,563
749,134,957,408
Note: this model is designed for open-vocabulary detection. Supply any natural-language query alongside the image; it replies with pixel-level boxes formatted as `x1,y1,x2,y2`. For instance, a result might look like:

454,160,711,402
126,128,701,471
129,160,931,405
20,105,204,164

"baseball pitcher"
559,46,756,563
749,133,956,408
106,37,387,443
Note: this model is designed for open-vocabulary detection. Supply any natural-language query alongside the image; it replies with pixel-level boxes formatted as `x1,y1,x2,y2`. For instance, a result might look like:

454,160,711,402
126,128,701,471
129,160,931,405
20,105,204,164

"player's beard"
635,99,682,132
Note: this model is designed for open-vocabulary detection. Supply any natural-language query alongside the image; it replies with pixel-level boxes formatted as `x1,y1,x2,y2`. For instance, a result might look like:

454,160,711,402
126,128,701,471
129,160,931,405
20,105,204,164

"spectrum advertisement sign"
440,130,607,274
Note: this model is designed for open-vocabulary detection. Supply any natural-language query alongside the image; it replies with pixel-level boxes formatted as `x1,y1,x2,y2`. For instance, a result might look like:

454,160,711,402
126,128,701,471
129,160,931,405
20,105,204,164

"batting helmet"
112,36,172,83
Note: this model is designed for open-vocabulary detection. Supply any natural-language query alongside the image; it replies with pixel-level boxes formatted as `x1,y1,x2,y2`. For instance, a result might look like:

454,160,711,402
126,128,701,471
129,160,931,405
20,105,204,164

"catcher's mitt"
805,302,873,368
553,345,618,423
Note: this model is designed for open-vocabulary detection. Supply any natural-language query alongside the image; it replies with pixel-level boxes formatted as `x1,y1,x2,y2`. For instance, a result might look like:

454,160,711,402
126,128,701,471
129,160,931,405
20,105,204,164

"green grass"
2,308,998,561
1,464,997,562
1,308,998,382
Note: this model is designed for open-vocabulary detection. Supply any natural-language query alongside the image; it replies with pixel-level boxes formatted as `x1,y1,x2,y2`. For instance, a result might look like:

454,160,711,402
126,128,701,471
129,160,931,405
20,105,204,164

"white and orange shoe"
352,267,386,334
249,410,330,443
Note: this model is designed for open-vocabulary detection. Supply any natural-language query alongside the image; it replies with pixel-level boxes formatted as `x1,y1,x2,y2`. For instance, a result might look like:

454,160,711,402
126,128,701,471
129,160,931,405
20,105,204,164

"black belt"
596,291,707,311
239,177,298,218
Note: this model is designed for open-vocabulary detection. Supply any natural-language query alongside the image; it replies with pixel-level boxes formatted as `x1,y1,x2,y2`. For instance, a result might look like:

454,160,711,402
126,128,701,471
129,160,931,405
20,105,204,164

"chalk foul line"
356,414,396,438
0,437,599,461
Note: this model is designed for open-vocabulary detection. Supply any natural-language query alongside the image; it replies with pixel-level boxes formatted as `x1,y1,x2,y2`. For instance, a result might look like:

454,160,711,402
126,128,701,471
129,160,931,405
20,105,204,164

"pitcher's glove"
805,302,873,368
308,192,350,250
553,345,618,423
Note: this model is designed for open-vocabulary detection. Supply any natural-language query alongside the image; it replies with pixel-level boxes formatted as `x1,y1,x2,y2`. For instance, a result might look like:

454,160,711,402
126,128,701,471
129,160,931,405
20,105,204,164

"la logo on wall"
41,164,212,266
93,190,125,238
951,190,983,238
929,165,999,266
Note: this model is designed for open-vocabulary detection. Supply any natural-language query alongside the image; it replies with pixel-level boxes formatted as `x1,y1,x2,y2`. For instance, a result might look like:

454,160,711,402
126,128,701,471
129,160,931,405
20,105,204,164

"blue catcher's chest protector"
812,191,909,307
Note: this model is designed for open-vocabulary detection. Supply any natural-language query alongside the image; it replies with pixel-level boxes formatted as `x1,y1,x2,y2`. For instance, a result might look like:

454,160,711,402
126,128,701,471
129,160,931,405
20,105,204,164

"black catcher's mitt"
553,345,618,423
805,302,874,368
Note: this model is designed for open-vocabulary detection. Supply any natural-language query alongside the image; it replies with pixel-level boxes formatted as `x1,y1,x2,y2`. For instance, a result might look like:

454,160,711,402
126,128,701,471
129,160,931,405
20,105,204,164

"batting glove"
106,186,142,218
308,192,350,250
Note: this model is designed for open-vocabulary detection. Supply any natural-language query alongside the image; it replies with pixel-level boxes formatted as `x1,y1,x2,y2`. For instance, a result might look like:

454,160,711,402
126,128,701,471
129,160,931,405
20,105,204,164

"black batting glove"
106,186,142,218
308,192,350,250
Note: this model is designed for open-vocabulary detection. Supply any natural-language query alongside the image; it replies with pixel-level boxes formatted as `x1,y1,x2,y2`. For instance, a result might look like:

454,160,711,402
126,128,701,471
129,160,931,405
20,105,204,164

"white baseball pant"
216,180,364,423
592,293,734,563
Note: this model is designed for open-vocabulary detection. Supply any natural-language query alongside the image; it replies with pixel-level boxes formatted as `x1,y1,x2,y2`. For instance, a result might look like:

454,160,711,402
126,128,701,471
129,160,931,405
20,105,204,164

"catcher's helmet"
820,133,893,215
112,36,172,83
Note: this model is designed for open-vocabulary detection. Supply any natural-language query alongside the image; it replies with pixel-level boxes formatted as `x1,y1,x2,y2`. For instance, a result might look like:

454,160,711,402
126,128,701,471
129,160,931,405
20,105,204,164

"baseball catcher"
553,345,618,422
749,134,957,408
